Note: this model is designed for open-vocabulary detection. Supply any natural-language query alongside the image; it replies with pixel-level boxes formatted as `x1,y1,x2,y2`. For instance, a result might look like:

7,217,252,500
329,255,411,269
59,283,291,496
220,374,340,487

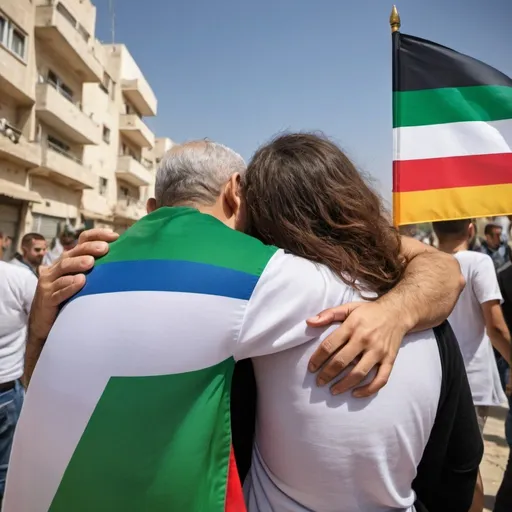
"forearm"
23,318,46,388
488,328,511,364
378,237,465,333
23,330,46,388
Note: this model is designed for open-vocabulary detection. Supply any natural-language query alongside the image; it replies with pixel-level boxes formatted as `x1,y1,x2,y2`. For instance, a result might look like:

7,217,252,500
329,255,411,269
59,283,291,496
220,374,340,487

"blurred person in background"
1,236,12,261
10,233,47,277
433,219,511,512
0,231,37,506
494,261,512,512
491,216,512,244
479,222,512,405
479,223,511,273
43,226,77,266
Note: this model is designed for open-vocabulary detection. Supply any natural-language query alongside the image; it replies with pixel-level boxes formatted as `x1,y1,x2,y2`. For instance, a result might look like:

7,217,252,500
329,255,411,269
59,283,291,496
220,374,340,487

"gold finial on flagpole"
390,5,401,33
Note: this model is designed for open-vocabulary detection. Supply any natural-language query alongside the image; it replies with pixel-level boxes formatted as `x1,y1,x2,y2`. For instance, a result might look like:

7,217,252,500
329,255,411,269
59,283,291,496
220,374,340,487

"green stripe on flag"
49,359,235,512
97,206,277,276
394,85,512,128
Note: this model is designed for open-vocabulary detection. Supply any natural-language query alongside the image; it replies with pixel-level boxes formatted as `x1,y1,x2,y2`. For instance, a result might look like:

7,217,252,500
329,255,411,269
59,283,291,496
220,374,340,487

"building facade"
0,0,170,256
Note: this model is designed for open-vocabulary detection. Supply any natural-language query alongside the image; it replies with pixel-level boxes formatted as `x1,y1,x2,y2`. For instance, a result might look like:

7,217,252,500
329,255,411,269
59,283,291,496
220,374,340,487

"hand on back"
29,228,119,343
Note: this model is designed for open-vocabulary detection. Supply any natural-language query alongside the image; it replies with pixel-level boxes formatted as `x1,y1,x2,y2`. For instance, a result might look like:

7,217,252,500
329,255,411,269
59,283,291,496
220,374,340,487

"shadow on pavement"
489,407,509,422
484,493,495,510
484,432,509,449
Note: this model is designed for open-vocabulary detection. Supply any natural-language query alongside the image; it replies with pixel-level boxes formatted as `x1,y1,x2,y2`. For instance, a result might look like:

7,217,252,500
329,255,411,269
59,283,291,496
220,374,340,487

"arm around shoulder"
393,236,465,332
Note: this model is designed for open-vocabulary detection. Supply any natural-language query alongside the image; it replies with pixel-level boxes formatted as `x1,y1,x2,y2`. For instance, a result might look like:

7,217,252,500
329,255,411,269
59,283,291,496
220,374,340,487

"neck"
195,200,232,225
438,238,468,254
0,246,3,260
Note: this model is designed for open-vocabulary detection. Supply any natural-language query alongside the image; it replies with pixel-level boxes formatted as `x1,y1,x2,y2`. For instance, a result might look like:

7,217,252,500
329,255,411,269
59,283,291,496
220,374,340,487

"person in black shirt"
495,263,512,512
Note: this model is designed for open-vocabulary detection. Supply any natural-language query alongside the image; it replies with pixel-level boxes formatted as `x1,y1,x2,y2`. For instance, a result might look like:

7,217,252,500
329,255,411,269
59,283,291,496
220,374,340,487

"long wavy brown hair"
242,133,405,296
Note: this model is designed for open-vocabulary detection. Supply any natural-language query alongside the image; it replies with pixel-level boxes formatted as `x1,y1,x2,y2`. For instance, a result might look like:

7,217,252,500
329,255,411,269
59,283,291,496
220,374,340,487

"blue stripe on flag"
71,259,259,302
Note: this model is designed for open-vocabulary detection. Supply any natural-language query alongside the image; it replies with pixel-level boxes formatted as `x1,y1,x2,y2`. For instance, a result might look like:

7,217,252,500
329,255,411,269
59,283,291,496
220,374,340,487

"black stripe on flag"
393,33,512,92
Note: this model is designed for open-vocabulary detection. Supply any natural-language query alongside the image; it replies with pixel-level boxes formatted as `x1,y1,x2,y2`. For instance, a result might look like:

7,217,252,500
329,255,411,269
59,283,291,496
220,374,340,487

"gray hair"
155,140,246,207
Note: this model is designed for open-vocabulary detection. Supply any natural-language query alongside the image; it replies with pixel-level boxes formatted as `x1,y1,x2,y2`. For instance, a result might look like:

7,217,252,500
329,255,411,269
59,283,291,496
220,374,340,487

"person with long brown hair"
241,133,482,512
19,136,473,512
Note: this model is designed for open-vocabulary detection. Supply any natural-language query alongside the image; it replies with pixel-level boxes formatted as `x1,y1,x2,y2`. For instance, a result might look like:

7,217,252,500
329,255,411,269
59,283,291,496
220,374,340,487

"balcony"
116,155,153,187
31,140,96,190
36,82,100,145
119,114,154,148
114,197,146,222
0,122,42,168
121,79,157,117
35,3,103,83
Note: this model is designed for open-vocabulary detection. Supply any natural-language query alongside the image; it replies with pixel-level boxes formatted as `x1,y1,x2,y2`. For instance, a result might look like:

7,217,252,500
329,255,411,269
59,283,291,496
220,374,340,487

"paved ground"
482,405,509,511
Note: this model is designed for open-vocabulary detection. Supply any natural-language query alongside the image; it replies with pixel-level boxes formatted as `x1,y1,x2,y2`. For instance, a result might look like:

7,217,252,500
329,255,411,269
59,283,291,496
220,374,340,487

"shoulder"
0,260,30,279
0,261,35,288
99,208,278,278
258,250,355,305
456,250,493,271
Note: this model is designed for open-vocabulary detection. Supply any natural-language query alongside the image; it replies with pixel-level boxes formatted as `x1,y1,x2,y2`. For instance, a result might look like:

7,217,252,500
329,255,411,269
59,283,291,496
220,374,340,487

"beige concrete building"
0,0,170,256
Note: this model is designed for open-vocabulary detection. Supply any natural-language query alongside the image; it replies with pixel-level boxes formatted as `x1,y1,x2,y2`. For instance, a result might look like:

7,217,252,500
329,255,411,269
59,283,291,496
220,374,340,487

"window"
47,135,70,153
0,17,5,44
11,28,25,58
99,177,108,196
47,70,74,102
102,125,111,144
0,13,27,60
100,72,115,100
120,186,129,197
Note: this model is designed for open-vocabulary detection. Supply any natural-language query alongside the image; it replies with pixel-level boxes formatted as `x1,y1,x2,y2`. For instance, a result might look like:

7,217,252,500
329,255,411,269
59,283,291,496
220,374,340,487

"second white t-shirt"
449,250,507,406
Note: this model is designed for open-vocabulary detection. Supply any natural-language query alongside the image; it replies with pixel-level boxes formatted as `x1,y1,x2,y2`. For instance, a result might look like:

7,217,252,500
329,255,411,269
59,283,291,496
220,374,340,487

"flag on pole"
392,33,512,226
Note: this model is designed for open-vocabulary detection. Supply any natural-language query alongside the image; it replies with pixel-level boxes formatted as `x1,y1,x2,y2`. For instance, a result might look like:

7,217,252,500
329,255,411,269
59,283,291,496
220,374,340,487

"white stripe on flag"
4,291,243,512
393,118,512,161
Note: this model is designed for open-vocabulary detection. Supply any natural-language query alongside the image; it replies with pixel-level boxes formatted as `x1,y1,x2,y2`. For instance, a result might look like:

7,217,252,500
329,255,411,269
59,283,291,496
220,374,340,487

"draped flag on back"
392,32,512,226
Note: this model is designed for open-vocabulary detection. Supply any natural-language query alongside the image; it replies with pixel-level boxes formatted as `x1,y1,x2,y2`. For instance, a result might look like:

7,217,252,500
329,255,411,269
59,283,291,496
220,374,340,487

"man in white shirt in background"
434,219,511,512
0,231,37,504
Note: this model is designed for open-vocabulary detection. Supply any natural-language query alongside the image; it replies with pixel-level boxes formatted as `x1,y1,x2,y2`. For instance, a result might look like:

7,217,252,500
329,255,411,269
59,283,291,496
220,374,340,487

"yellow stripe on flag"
393,184,512,226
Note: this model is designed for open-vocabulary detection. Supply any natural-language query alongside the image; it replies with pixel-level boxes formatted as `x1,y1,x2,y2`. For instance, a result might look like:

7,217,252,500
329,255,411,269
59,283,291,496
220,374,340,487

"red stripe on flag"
393,152,512,192
225,446,246,512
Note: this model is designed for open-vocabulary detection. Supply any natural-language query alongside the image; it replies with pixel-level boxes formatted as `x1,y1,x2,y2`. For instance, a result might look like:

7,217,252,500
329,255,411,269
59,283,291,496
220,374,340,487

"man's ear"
146,198,157,214
224,173,241,218
468,223,475,240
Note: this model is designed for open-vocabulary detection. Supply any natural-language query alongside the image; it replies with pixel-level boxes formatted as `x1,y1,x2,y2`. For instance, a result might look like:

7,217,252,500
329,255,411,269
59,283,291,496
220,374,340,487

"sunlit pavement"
482,405,509,511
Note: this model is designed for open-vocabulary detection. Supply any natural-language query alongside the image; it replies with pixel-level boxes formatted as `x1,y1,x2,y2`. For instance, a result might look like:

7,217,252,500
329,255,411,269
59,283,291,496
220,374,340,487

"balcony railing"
44,78,82,110
46,139,83,165
35,82,100,145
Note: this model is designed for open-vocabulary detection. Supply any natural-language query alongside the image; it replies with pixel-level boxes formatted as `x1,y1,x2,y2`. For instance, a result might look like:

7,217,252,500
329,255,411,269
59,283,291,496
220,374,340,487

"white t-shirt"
245,284,442,512
0,261,37,382
449,251,506,406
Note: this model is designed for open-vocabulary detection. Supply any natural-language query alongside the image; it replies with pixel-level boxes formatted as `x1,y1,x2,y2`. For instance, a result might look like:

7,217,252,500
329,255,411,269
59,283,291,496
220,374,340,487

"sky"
93,0,511,204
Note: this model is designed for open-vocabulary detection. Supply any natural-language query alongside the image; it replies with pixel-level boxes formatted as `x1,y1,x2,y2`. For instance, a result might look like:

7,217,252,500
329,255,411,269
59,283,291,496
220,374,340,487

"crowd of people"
0,133,510,512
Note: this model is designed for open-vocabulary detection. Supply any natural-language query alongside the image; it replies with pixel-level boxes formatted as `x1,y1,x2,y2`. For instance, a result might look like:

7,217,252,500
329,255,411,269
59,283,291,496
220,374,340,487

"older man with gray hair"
8,139,463,512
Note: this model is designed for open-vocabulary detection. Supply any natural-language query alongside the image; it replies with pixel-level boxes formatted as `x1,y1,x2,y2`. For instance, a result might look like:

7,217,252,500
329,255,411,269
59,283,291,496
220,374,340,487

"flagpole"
390,5,401,226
